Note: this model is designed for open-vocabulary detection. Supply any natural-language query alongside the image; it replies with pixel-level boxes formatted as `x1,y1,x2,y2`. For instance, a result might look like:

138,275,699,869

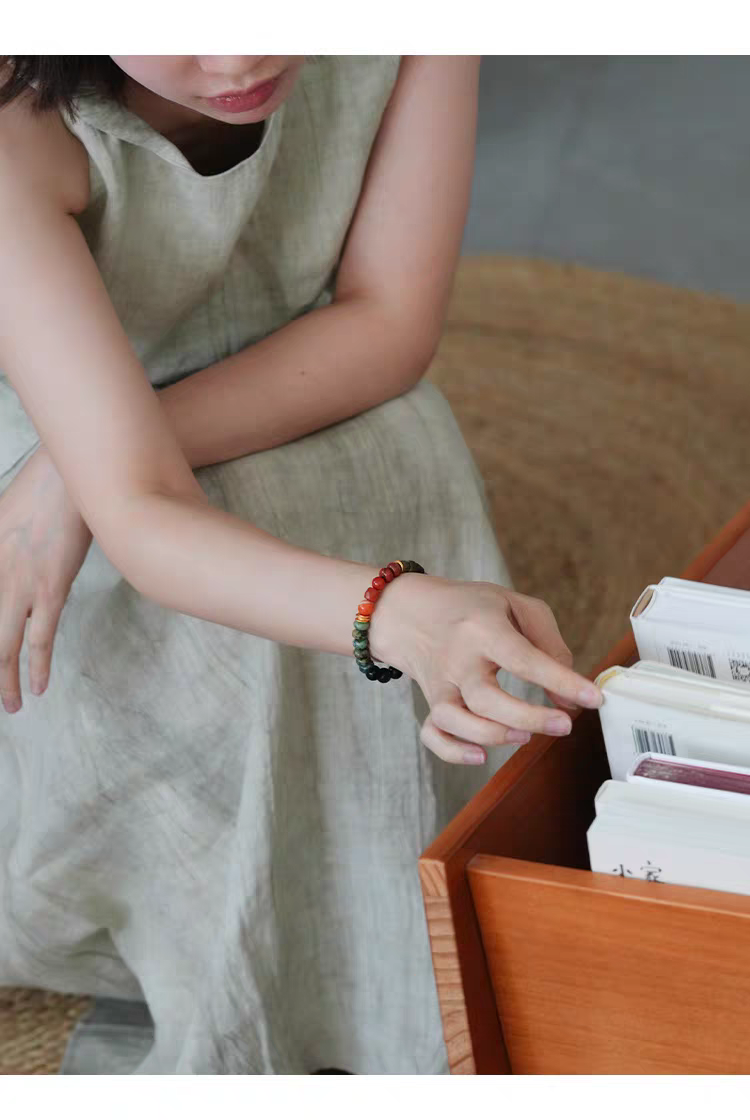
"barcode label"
632,727,676,755
667,647,716,677
730,658,750,684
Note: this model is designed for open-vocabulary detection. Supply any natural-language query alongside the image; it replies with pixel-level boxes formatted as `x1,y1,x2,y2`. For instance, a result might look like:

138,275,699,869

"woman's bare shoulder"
0,91,89,214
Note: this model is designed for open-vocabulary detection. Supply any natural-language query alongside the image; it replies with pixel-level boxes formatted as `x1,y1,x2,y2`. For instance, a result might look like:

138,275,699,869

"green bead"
353,620,370,631
353,639,369,650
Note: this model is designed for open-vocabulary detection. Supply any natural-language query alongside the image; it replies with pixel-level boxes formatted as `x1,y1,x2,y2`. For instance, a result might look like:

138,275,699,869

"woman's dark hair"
0,56,125,113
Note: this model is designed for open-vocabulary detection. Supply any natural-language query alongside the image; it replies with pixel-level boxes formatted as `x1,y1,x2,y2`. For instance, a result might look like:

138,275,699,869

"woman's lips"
204,77,280,114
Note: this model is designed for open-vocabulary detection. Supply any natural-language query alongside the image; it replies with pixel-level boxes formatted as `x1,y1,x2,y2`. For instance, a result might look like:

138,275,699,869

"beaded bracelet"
352,559,426,682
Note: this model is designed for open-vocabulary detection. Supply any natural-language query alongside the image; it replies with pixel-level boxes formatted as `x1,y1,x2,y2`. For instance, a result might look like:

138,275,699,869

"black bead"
377,668,391,683
389,667,403,679
365,666,380,681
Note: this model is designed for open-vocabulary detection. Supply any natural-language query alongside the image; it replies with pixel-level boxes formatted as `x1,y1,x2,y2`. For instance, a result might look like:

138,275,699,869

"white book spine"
587,822,750,897
631,612,750,687
598,690,750,780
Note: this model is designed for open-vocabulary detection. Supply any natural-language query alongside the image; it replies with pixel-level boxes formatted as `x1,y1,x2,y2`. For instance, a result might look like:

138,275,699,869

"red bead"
380,567,395,583
372,576,387,591
387,562,402,577
358,601,375,616
364,587,380,602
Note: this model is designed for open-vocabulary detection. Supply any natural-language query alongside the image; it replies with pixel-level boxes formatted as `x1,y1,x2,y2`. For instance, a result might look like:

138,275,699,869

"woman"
0,55,601,1073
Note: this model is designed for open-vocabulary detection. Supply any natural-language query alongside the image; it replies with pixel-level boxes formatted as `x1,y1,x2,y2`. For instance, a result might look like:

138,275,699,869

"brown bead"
364,587,380,603
387,562,402,577
380,567,395,583
372,576,387,591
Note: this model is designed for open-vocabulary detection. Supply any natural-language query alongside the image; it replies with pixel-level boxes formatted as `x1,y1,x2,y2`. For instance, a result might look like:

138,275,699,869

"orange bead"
365,587,380,602
358,601,375,616
372,576,387,591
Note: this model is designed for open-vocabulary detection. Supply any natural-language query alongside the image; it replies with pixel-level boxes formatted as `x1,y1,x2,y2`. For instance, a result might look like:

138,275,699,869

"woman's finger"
515,608,581,710
26,596,64,696
487,624,602,711
430,679,532,749
420,713,488,766
546,689,580,711
458,665,574,737
421,681,498,764
0,598,29,713
509,594,574,667
508,597,592,713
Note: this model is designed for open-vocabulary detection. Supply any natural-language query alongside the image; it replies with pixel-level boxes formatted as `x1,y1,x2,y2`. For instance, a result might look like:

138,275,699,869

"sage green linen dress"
0,57,537,1073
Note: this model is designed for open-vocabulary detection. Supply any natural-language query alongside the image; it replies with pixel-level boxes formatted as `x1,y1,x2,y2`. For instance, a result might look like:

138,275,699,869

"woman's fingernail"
4,698,21,714
463,748,486,765
31,679,47,696
578,684,603,707
545,715,572,736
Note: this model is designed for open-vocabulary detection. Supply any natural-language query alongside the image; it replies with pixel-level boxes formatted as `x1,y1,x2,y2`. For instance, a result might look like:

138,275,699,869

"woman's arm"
0,101,386,663
0,58,480,668
0,69,603,750
157,57,481,469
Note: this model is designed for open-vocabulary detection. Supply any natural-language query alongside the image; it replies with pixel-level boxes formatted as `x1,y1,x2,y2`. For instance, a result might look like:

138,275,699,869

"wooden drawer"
419,501,750,1074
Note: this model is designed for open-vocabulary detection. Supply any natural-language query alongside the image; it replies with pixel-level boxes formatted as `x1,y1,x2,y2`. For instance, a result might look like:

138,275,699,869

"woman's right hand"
369,572,603,766
0,446,93,713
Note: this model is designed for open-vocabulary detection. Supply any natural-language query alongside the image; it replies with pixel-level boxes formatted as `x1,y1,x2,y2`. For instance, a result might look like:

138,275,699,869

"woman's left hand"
0,446,93,712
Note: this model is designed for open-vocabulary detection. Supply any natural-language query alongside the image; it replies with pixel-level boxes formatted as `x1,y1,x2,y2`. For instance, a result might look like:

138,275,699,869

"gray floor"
467,57,750,300
60,999,154,1075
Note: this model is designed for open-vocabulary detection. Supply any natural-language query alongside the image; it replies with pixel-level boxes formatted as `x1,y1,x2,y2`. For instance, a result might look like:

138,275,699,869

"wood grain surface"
469,855,750,1074
420,504,750,1074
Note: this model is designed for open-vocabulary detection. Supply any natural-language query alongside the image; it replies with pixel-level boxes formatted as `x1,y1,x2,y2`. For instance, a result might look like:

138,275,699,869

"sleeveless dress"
0,57,538,1074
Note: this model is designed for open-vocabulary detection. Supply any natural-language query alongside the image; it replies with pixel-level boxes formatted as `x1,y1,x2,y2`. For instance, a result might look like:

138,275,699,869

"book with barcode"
631,576,750,685
587,771,750,896
593,659,750,780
